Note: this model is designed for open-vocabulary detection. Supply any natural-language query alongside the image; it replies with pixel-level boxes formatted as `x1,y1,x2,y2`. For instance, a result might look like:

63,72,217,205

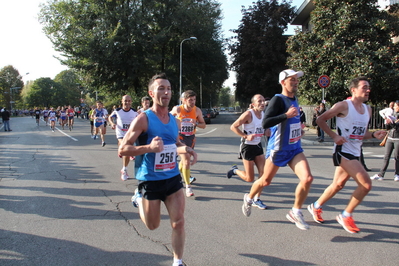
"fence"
301,105,388,130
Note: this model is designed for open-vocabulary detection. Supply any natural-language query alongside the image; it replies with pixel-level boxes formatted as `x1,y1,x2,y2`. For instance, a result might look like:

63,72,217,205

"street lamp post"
179,37,197,104
10,87,21,111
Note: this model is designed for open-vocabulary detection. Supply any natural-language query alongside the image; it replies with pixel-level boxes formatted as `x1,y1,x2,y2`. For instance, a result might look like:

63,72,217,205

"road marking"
196,128,217,136
56,127,78,141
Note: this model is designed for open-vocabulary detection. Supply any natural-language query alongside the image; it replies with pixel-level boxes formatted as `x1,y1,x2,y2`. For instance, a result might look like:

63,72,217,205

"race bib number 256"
154,144,177,172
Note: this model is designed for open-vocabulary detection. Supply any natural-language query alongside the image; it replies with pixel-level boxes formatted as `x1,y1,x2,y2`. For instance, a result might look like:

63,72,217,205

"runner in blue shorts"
241,69,314,231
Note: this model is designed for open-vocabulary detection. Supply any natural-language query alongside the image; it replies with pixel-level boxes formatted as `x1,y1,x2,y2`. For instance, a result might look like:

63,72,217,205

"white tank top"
243,109,265,145
335,100,369,157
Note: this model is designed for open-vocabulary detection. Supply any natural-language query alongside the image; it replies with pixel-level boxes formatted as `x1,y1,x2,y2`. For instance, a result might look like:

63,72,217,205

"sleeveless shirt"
335,100,369,157
136,109,180,181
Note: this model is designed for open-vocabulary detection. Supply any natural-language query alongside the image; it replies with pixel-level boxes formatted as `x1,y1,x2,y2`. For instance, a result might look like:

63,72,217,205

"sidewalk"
301,127,381,146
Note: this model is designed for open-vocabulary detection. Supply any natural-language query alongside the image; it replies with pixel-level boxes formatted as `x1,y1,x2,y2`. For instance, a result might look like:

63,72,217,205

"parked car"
220,107,226,111
201,108,211,124
206,108,216,118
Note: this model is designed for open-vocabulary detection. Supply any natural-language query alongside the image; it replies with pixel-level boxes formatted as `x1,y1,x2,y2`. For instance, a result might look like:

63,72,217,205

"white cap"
278,69,304,83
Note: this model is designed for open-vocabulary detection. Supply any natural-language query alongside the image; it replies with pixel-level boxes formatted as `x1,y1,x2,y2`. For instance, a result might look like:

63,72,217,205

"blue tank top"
267,94,302,152
136,109,180,181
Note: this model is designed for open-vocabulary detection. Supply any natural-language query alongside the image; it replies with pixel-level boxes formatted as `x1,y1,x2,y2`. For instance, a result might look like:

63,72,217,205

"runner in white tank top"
228,94,267,209
307,77,386,234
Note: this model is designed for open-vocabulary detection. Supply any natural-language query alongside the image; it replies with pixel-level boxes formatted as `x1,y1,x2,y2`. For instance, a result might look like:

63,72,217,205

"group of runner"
227,70,386,235
33,105,76,131
26,72,387,266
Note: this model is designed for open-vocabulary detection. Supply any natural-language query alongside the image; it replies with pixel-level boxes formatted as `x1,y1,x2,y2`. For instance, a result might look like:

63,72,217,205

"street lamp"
10,87,21,111
179,36,197,104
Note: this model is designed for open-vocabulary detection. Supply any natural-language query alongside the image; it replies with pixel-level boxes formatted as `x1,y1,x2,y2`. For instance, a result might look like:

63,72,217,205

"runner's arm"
196,108,206,129
230,110,251,139
119,113,159,157
262,96,288,128
317,101,348,144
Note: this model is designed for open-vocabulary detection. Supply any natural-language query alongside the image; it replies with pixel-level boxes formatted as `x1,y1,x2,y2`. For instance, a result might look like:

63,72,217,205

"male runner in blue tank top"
307,76,386,233
241,69,314,231
118,73,197,266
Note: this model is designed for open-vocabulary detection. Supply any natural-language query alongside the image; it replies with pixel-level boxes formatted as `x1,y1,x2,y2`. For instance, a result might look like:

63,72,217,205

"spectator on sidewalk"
315,102,327,142
1,108,11,131
372,101,399,181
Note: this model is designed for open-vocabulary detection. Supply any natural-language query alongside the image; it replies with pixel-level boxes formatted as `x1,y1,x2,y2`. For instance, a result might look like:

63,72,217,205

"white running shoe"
394,174,399,181
121,170,129,181
242,193,252,217
286,210,309,230
370,174,383,181
186,186,194,197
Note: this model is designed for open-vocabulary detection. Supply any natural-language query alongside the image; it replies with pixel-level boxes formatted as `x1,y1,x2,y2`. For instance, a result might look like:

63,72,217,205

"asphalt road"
1,113,398,266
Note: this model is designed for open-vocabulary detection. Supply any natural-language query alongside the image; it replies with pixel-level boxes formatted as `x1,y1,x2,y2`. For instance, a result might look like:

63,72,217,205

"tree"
287,0,399,105
39,0,228,104
54,70,82,106
218,86,231,108
229,0,295,107
23,78,67,108
0,65,24,110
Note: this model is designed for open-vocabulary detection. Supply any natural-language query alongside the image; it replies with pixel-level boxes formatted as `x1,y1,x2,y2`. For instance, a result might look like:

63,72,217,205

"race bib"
154,144,177,172
121,123,130,131
289,123,301,144
252,127,264,143
180,119,195,136
350,125,365,140
95,117,104,123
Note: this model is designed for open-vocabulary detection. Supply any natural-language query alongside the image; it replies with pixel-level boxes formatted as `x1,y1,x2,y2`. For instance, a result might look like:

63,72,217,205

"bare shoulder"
170,105,180,116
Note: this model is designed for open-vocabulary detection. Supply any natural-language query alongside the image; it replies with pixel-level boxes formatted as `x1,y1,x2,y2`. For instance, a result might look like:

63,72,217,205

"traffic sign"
318,75,330,88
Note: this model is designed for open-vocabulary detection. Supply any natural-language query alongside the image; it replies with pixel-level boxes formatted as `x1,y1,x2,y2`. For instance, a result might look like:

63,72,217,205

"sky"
0,0,303,87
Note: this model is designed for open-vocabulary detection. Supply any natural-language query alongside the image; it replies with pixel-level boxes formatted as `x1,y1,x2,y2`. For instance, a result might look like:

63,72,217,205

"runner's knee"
170,216,185,231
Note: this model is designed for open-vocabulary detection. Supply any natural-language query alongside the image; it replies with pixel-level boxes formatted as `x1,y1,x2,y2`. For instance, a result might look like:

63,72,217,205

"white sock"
122,167,127,172
292,208,301,215
246,195,253,203
173,258,182,266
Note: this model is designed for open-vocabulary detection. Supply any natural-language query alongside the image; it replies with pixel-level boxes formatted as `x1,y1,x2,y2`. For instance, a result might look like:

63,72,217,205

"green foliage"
39,0,228,105
0,65,24,109
54,70,82,106
23,78,67,108
229,0,295,107
287,0,399,104
218,86,231,107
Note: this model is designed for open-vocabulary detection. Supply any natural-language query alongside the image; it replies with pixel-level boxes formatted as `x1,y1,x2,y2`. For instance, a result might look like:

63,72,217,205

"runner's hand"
150,136,164,153
286,105,298,118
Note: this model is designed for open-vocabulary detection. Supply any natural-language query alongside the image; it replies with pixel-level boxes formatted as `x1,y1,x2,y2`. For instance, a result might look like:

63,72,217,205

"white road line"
196,128,217,136
55,127,78,141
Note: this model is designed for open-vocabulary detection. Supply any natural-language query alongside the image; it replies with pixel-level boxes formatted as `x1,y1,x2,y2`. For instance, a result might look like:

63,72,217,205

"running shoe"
52,129,54,132
186,186,194,197
227,164,238,179
189,176,196,184
102,142,106,147
394,174,399,181
252,199,267,209
336,214,360,233
286,210,309,230
93,135,97,140
370,174,383,181
307,203,324,224
242,193,252,217
121,169,129,181
131,188,142,208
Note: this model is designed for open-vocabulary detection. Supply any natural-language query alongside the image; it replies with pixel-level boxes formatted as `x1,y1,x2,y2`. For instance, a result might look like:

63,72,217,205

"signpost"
318,75,330,103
